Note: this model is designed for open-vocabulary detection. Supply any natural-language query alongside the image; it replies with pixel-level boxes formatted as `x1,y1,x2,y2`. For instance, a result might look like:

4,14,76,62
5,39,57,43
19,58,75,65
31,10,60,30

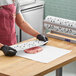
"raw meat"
24,46,43,54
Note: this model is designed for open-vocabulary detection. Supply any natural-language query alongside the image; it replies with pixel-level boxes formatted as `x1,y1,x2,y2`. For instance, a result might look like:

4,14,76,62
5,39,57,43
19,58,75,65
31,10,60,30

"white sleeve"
15,0,21,14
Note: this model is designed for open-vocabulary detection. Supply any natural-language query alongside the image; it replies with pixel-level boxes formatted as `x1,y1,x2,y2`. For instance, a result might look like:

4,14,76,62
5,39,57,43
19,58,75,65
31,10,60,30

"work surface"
0,37,76,76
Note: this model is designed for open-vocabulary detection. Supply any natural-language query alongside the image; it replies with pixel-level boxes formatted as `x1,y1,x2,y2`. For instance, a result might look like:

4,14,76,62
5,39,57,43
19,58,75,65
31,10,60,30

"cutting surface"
16,45,71,63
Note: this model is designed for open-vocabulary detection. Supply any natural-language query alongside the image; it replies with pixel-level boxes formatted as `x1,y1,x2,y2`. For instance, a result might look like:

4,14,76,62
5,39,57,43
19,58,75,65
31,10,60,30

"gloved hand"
37,34,48,42
0,45,17,56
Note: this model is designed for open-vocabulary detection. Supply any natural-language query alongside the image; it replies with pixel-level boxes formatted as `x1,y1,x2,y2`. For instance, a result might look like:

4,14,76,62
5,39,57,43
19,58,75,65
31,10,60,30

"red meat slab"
24,46,43,54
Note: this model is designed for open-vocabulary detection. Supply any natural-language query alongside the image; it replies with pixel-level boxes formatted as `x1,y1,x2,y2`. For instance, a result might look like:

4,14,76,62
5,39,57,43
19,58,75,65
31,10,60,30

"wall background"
44,0,76,20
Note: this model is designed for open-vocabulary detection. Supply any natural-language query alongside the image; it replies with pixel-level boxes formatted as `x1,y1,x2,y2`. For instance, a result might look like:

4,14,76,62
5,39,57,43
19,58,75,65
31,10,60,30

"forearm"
17,21,39,37
16,13,40,37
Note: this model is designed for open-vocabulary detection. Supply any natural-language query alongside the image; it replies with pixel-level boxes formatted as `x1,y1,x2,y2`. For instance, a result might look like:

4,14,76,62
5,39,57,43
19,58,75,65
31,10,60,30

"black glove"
37,34,48,42
0,45,17,56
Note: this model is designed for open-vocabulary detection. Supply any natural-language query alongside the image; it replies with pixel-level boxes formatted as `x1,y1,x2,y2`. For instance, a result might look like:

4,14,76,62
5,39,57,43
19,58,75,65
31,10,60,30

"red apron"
0,2,17,46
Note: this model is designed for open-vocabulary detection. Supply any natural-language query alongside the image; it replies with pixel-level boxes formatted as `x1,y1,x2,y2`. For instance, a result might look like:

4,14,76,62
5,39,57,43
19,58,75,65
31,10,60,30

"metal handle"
21,5,44,13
